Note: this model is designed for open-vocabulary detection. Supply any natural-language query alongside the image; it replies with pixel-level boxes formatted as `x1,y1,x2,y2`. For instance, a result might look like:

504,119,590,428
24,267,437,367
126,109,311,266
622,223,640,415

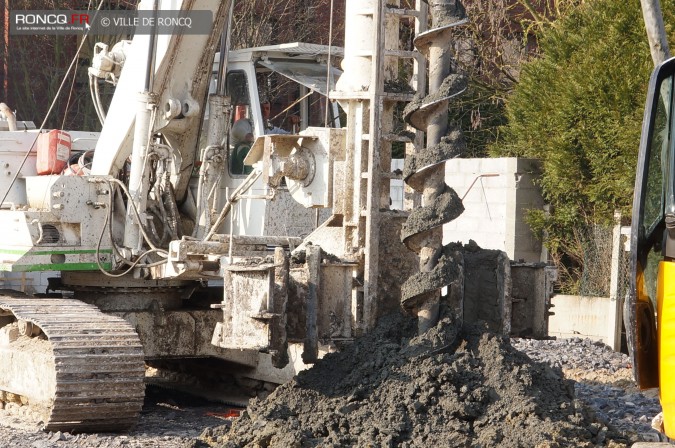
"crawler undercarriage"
0,292,145,431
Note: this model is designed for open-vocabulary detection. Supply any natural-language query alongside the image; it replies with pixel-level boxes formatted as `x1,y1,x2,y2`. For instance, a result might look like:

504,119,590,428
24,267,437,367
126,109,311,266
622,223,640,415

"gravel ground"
0,335,668,447
0,387,239,448
511,337,667,444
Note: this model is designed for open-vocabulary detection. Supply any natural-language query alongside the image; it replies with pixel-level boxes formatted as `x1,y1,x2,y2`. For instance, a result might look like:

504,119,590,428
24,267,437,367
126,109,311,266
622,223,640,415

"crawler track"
0,291,145,432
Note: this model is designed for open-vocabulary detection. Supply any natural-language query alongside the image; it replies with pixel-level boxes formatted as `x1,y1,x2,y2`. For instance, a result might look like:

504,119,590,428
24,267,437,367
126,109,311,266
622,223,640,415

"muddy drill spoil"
201,312,628,448
0,292,145,432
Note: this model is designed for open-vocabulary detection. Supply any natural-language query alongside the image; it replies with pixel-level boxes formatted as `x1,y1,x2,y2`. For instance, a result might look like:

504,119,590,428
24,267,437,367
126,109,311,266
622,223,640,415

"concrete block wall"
0,271,56,295
548,294,613,345
444,158,545,263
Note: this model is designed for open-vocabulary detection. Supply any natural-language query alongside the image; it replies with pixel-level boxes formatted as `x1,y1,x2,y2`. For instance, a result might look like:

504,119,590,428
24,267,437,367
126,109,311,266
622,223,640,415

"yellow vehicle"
630,56,675,439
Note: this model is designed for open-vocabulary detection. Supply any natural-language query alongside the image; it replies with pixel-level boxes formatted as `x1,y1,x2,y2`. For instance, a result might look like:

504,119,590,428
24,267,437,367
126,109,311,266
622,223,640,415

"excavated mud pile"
201,312,628,448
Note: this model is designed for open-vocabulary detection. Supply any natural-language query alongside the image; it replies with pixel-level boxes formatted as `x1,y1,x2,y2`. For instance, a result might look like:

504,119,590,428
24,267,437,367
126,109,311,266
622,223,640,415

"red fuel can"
36,130,71,175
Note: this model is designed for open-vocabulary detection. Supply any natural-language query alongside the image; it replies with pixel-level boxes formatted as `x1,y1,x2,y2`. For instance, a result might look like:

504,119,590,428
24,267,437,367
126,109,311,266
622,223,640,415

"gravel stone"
511,337,666,443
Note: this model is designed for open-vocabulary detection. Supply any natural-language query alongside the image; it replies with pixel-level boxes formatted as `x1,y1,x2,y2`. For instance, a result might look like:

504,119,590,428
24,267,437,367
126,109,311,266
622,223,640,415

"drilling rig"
0,0,469,431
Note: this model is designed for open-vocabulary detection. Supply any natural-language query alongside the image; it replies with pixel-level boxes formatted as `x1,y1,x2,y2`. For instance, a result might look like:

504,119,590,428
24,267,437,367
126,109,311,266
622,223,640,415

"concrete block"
485,212,508,224
444,221,460,233
461,192,484,205
458,159,481,174
449,175,472,192
476,236,507,252
444,157,544,262
548,294,612,345
444,160,462,173
465,218,500,234
481,175,509,189
445,160,460,174
481,187,508,201
462,204,505,220
479,157,507,172
469,235,507,252
489,203,508,218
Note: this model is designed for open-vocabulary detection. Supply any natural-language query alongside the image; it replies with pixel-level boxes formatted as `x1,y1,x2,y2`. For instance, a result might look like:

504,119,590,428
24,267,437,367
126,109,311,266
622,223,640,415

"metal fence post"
608,211,623,351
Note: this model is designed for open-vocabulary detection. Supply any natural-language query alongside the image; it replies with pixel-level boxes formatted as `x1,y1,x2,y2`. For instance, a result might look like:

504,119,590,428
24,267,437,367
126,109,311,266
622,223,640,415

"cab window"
227,71,253,176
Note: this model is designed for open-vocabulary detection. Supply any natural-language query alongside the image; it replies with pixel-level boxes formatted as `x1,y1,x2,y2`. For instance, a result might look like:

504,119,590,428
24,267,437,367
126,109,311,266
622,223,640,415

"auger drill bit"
401,0,468,334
